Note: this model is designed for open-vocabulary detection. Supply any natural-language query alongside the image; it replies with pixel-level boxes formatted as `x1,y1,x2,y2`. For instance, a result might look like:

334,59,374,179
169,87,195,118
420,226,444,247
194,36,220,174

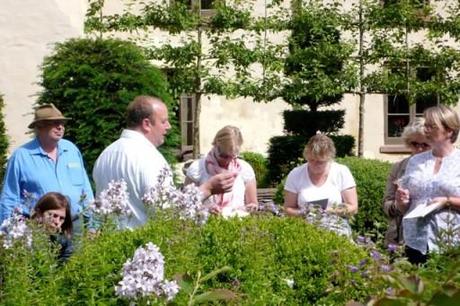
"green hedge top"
0,214,376,305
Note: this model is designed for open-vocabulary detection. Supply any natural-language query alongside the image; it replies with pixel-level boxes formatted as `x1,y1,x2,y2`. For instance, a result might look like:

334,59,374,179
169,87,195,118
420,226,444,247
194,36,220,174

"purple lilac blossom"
89,180,131,216
115,242,179,301
0,210,32,249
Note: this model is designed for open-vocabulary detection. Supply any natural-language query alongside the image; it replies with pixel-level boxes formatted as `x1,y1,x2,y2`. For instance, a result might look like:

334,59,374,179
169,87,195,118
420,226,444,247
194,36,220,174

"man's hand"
199,172,236,199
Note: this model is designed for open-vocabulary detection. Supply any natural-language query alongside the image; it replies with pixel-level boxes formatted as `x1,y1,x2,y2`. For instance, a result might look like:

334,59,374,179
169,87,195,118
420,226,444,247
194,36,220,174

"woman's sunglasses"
410,141,430,149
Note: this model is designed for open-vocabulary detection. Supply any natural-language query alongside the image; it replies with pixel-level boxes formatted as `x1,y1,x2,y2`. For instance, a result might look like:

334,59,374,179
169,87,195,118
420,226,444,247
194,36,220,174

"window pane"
415,94,437,114
388,95,409,113
388,115,410,137
416,66,435,82
186,98,193,121
201,0,214,9
186,122,193,145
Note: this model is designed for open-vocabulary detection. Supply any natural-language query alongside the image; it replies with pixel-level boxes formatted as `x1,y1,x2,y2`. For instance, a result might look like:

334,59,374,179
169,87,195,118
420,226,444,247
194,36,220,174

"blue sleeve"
0,154,23,223
75,148,97,228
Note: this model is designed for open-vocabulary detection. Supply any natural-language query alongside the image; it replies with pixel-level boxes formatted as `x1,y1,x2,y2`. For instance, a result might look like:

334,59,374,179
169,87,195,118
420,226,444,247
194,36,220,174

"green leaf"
199,266,232,283
174,272,194,294
191,289,238,304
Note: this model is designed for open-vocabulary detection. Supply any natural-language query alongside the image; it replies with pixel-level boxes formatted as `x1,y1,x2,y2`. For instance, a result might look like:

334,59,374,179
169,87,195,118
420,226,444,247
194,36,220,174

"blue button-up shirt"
0,138,94,223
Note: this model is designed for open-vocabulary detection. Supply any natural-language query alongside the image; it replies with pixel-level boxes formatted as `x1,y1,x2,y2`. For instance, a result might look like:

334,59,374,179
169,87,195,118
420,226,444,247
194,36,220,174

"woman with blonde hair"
383,117,430,247
396,105,460,264
185,125,258,217
284,134,358,237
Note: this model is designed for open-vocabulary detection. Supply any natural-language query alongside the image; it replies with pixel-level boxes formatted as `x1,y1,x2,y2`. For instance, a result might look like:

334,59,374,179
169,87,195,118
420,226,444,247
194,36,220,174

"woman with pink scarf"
185,126,258,217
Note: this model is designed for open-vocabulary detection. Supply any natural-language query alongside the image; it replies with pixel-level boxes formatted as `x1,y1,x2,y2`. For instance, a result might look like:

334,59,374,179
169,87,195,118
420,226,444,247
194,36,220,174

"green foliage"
282,2,356,111
266,135,355,185
0,213,374,305
0,224,62,306
355,247,460,306
283,109,345,136
38,38,179,170
0,95,9,180
239,151,268,188
337,157,392,239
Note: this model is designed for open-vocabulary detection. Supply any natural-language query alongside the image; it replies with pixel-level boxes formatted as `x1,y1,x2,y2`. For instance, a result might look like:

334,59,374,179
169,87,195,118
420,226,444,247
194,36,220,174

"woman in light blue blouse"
396,105,460,264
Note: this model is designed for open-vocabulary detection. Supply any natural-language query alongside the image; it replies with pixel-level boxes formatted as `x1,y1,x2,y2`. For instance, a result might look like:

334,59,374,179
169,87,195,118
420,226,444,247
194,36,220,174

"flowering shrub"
142,167,208,224
347,237,460,305
115,242,179,302
89,180,131,216
0,210,32,249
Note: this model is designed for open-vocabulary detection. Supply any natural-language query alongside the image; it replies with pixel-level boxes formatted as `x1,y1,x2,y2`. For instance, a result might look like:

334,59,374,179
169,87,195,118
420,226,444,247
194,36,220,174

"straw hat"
28,104,71,129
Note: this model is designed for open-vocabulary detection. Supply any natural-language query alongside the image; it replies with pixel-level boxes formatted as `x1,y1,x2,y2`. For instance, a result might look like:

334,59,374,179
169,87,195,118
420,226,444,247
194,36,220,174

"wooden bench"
257,188,277,203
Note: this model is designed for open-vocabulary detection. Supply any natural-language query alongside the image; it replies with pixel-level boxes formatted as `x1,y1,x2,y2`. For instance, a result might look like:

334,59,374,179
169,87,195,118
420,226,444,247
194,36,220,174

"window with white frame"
171,0,216,13
179,95,196,152
384,66,438,145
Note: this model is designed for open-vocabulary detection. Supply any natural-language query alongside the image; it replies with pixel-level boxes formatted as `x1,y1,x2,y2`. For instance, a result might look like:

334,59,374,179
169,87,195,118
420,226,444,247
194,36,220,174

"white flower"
115,242,179,301
283,278,295,288
89,180,131,216
142,167,208,224
0,212,33,249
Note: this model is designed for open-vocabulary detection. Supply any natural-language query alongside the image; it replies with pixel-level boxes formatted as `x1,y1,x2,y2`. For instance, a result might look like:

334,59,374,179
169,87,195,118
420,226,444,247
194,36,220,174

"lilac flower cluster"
257,200,283,216
348,236,398,283
0,210,32,249
89,180,131,216
115,242,179,301
142,168,209,224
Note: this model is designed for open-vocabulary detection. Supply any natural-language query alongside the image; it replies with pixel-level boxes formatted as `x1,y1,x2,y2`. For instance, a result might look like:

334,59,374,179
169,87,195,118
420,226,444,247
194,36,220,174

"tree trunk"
192,27,203,159
357,0,365,157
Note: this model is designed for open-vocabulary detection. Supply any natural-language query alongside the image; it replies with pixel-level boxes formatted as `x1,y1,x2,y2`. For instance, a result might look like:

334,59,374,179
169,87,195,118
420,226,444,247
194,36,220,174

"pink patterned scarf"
205,147,242,208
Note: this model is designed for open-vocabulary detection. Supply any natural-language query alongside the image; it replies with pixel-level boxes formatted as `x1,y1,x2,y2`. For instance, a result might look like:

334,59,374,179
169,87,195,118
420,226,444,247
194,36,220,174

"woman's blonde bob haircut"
212,125,243,155
401,117,426,147
424,105,460,143
303,134,336,161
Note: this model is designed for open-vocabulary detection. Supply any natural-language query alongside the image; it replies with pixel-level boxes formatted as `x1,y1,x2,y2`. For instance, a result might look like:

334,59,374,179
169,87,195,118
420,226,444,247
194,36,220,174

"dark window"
180,95,196,152
384,65,438,144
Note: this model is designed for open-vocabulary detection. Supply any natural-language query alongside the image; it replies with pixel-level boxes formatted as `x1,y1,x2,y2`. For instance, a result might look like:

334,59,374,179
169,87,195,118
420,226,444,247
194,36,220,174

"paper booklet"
403,201,444,219
307,198,328,210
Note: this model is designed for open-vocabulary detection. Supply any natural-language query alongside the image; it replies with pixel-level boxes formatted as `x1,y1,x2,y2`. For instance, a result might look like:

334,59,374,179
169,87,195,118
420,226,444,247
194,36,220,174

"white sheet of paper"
403,201,444,219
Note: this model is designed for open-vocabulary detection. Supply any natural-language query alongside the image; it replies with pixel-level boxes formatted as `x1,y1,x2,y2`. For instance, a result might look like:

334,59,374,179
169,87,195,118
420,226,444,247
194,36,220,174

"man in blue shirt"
0,104,94,234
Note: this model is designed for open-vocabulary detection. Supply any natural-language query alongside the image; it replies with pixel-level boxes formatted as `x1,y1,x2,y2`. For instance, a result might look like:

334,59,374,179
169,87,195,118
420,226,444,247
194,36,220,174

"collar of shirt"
30,137,68,157
121,129,156,149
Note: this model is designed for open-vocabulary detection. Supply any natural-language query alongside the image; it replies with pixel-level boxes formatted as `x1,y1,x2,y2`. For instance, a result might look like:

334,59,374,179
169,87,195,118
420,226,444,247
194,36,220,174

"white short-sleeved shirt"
284,162,356,236
403,149,460,254
186,158,255,217
93,129,172,229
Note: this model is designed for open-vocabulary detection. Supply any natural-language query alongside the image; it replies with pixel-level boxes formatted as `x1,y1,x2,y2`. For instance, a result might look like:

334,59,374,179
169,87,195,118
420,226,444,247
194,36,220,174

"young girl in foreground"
32,192,73,262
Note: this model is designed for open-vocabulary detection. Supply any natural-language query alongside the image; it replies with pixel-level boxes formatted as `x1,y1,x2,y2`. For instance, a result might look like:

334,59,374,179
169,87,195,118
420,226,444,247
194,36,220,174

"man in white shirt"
93,96,236,229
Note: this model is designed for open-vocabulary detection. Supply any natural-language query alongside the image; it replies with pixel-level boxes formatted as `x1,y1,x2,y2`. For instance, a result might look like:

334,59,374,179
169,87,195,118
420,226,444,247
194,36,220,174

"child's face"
43,207,66,232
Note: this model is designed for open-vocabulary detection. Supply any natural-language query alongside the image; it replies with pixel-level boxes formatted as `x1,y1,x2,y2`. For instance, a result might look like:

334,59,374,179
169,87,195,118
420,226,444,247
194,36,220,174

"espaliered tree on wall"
343,0,460,155
85,0,287,157
266,1,356,184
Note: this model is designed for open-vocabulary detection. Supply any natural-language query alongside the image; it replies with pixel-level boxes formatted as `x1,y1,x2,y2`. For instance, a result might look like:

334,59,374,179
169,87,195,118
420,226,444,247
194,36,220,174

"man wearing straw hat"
0,104,94,234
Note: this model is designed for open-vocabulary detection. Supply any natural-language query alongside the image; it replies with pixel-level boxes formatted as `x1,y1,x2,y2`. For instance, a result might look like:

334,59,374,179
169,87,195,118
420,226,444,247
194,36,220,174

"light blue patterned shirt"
403,149,460,254
0,137,94,222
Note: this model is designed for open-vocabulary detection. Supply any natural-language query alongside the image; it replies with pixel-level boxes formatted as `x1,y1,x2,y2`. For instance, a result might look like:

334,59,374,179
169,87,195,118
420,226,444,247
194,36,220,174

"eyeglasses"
215,148,238,160
218,152,238,160
410,141,430,149
424,123,438,130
